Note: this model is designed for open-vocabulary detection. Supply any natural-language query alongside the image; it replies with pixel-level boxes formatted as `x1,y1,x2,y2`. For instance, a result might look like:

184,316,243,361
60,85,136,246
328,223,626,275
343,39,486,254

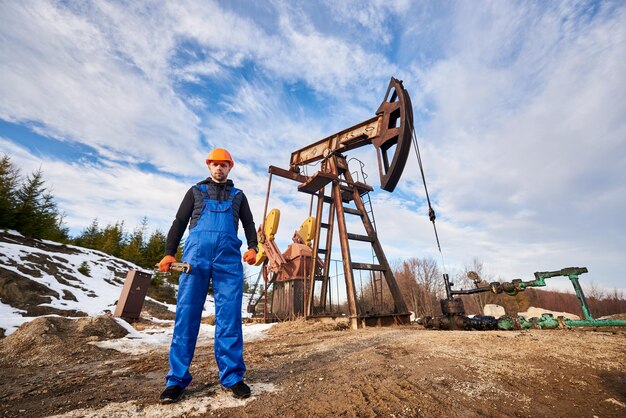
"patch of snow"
92,322,275,355
48,382,278,417
0,301,28,335
141,316,173,325
242,322,275,341
4,229,23,237
112,317,145,338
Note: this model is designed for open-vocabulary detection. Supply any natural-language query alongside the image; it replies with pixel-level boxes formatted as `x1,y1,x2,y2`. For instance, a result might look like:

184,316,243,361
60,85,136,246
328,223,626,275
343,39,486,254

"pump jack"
253,77,415,329
245,77,626,332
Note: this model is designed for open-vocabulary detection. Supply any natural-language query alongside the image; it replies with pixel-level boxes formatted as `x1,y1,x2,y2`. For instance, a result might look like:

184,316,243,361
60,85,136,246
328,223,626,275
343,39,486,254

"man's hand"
158,255,178,272
242,249,257,265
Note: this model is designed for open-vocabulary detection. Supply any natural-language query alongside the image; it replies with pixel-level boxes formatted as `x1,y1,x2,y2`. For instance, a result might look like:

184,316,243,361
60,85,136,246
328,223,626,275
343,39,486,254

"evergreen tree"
122,234,144,266
74,218,103,249
13,167,63,239
46,212,70,243
78,261,91,276
13,168,45,235
122,218,147,267
144,229,167,269
100,221,125,257
0,154,20,229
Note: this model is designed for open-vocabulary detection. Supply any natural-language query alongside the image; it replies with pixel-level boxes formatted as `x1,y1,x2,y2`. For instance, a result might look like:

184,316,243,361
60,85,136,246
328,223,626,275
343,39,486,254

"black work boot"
159,385,185,404
230,381,251,399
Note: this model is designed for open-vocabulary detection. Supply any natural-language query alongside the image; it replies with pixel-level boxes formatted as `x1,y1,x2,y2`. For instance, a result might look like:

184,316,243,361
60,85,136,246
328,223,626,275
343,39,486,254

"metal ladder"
359,190,384,312
349,158,383,312
300,154,408,325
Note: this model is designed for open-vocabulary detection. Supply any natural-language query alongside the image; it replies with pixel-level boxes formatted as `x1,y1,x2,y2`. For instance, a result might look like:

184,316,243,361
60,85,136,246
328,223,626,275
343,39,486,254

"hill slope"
0,229,160,336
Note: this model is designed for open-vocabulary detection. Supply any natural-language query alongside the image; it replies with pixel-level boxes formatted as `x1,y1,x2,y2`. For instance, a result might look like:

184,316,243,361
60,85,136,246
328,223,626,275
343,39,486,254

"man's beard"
212,171,227,182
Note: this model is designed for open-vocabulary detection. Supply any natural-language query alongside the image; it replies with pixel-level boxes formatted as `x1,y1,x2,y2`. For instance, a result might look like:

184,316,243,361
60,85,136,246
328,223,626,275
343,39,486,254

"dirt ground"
0,316,625,418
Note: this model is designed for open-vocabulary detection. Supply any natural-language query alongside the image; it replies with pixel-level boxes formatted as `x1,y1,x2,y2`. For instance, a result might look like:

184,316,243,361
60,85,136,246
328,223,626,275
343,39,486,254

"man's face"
208,160,231,182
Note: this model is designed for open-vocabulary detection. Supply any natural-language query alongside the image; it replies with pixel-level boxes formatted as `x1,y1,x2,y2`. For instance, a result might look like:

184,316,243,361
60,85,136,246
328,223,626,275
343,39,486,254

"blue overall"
165,185,245,389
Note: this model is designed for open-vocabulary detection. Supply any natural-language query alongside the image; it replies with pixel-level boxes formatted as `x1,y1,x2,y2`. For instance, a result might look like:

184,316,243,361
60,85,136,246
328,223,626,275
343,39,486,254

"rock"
483,304,506,317
518,306,580,320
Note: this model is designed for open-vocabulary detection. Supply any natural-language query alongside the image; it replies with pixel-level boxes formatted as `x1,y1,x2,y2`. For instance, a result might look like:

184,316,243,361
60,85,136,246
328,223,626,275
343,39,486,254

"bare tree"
356,257,444,317
456,259,499,315
584,279,606,300
394,257,443,317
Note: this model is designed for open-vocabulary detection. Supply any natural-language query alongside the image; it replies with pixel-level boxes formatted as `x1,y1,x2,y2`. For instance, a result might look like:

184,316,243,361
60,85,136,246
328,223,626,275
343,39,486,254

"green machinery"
421,267,626,330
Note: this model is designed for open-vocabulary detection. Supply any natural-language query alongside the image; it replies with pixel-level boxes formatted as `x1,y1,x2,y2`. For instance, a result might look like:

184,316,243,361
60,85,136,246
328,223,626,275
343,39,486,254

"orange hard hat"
205,148,234,168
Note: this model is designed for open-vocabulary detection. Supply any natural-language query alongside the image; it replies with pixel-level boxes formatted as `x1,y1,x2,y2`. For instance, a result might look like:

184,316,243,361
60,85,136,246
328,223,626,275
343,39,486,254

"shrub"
78,261,91,276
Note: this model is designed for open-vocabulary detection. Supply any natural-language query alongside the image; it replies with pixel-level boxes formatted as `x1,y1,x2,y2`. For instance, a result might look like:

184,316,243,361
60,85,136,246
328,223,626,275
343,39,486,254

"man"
158,148,258,404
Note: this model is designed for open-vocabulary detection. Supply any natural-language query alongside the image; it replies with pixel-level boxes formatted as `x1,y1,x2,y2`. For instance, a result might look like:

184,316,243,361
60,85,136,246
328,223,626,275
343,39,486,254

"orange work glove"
158,255,177,272
242,248,257,265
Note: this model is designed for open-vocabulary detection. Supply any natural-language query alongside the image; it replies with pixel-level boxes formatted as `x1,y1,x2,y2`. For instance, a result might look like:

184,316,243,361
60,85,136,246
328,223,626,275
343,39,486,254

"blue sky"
1,0,625,294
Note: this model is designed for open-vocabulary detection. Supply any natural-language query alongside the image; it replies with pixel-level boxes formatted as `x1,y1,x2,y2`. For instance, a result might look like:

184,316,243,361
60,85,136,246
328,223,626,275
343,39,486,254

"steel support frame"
304,154,408,329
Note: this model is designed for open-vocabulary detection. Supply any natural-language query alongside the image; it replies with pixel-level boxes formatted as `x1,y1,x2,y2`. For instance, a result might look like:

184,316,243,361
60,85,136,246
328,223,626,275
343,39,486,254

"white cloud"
173,59,223,83
1,0,624,294
397,2,626,289
0,1,203,175
0,1,401,175
321,0,411,45
0,137,191,234
169,0,398,96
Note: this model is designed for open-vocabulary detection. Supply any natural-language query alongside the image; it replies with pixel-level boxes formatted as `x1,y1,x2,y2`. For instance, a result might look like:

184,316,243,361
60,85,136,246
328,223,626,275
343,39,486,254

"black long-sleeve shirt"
165,178,257,256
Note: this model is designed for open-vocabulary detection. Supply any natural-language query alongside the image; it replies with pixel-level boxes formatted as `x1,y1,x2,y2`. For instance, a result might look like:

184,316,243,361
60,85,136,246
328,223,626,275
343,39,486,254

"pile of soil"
265,317,350,336
0,315,128,367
